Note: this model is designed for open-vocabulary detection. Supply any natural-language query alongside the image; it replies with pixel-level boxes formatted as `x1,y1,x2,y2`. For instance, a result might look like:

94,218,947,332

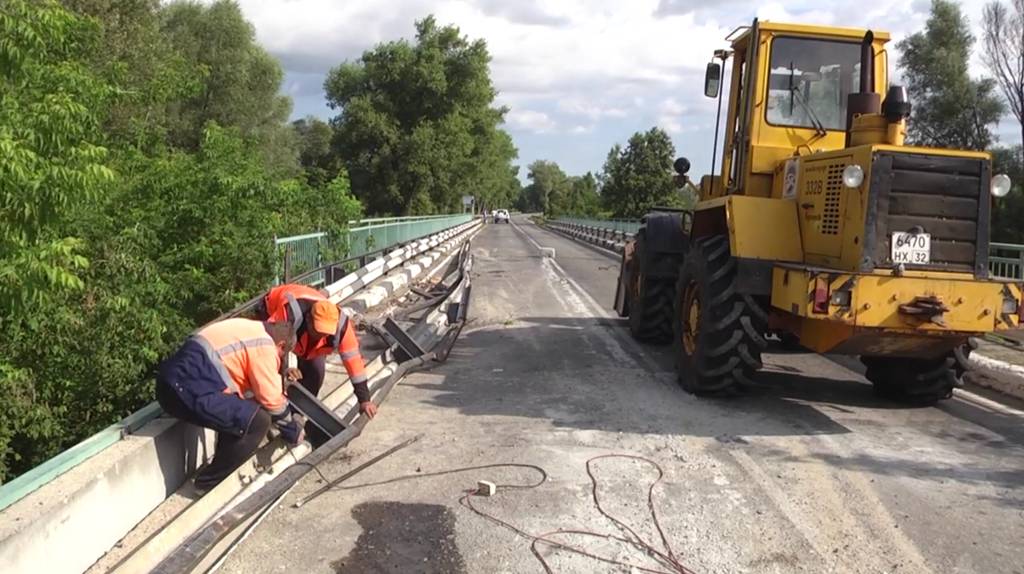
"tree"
293,116,338,187
521,160,569,215
160,0,296,166
0,0,115,480
567,173,602,216
600,128,679,217
898,0,1005,150
324,16,518,215
982,0,1024,157
0,0,114,311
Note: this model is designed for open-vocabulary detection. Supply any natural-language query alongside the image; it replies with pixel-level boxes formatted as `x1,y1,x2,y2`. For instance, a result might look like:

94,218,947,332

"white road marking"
511,218,667,375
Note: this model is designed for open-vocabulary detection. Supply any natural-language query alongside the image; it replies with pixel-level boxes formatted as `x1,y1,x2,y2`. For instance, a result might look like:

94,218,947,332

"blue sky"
235,0,1011,182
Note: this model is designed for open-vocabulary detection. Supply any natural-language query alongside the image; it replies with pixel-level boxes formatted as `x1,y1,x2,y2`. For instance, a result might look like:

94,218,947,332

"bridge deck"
221,216,1024,574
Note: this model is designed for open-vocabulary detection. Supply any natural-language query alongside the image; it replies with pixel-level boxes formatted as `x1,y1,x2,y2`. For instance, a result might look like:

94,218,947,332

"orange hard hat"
311,300,340,335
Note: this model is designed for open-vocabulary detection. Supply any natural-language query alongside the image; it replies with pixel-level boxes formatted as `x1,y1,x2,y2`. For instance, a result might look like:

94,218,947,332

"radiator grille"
822,164,845,235
874,153,988,274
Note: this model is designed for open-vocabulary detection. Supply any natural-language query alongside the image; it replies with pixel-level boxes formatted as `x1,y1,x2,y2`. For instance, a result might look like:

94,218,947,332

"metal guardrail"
557,217,1024,281
275,214,473,286
990,242,1024,280
554,217,640,234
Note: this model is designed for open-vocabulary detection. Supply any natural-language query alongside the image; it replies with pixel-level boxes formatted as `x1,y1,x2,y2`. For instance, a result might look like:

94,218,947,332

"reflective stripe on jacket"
194,318,287,415
263,284,368,385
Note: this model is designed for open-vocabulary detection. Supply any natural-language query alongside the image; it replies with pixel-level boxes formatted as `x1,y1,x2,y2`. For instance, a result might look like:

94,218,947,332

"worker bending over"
261,284,377,418
156,318,302,493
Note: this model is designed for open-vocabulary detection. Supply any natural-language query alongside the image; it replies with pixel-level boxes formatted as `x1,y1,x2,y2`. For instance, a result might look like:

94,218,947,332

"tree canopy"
324,16,518,215
600,127,690,217
898,0,1005,150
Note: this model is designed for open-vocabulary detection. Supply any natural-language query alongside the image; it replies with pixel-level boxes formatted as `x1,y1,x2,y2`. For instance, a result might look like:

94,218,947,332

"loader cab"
706,21,889,199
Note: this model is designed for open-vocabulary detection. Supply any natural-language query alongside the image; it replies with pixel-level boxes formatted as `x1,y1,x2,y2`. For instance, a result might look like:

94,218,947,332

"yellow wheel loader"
614,20,1022,404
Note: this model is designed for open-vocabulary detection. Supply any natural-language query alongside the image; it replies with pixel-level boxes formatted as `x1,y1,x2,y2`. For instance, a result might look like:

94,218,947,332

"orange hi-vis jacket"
263,284,368,385
194,318,288,415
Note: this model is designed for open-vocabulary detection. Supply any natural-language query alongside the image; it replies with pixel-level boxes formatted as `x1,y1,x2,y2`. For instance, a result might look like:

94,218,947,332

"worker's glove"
272,412,304,446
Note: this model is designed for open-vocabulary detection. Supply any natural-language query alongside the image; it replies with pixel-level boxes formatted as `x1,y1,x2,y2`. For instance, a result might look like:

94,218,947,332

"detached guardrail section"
0,217,483,574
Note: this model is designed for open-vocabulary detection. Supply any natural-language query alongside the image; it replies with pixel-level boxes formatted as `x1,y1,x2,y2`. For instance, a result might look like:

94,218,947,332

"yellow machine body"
689,21,1022,358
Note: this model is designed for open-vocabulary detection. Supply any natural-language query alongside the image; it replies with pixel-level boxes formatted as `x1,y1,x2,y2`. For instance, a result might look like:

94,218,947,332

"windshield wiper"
790,84,828,138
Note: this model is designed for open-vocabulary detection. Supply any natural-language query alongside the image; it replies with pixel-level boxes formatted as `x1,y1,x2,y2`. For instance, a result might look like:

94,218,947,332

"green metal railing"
990,242,1024,279
554,217,641,234
275,213,474,286
347,214,473,260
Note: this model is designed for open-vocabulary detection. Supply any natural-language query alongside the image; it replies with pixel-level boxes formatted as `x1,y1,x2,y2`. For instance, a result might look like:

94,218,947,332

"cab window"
765,37,862,131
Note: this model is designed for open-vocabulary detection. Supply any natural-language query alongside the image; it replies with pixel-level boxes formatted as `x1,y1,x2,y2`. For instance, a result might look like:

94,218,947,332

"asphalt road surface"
223,215,1024,574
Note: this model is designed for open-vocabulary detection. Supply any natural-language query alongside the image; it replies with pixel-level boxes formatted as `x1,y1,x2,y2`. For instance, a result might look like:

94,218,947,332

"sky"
234,0,1008,181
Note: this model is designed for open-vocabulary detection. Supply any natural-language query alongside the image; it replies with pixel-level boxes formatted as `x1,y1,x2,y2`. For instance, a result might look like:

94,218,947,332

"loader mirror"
704,62,721,98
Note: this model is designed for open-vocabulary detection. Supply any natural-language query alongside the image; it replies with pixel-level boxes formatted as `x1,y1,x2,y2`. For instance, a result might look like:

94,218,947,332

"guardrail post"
283,247,293,284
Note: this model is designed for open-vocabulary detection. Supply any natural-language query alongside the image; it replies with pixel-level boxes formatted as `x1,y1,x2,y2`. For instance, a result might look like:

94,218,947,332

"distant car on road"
493,209,510,224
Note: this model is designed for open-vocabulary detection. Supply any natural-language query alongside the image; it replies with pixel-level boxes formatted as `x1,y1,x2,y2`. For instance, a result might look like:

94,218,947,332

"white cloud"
506,109,557,133
234,0,1010,177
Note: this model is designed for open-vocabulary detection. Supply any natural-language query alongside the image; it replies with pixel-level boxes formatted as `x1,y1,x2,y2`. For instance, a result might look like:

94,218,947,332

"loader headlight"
842,164,864,188
992,173,1012,197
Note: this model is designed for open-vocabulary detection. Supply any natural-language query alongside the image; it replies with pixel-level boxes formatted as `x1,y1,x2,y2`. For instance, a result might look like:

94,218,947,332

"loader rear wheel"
673,235,768,394
627,233,675,343
861,341,975,405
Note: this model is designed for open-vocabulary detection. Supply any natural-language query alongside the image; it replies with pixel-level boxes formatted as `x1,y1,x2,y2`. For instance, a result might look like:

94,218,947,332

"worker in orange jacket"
260,284,378,418
156,319,302,493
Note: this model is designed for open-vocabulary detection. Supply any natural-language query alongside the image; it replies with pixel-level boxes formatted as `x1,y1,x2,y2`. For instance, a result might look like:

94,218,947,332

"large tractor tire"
861,340,975,405
673,235,768,394
626,232,676,343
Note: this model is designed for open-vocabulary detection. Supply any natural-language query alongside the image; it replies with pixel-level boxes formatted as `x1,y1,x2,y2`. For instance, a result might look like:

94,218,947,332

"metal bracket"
286,383,346,447
382,316,427,363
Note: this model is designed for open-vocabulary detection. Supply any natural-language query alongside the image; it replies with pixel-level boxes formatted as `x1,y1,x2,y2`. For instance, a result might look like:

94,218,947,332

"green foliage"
293,116,339,188
160,0,297,173
521,160,567,214
0,0,113,313
991,146,1024,243
0,1,363,481
324,16,518,215
600,127,683,217
898,0,1005,150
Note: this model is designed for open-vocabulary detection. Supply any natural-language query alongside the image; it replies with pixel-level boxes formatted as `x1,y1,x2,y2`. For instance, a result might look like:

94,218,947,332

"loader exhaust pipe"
845,30,881,147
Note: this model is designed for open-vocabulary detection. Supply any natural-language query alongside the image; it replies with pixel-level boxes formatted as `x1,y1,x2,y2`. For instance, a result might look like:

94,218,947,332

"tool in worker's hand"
292,434,422,508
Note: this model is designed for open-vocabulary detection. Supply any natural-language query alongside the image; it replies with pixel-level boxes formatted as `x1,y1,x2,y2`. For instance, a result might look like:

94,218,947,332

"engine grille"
867,152,990,276
822,164,844,235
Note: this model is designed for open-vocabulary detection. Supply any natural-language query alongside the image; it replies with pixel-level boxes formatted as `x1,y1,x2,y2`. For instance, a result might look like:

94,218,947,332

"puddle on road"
331,501,466,574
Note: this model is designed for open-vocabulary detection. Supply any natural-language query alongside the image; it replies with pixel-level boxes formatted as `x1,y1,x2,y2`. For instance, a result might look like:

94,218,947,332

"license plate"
891,232,931,264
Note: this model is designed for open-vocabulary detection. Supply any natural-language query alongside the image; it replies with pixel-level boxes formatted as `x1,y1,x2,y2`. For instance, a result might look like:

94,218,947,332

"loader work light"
842,164,864,188
992,173,1011,197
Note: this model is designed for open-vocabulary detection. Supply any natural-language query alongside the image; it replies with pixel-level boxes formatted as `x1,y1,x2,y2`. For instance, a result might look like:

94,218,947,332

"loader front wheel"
861,341,975,405
673,235,768,394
